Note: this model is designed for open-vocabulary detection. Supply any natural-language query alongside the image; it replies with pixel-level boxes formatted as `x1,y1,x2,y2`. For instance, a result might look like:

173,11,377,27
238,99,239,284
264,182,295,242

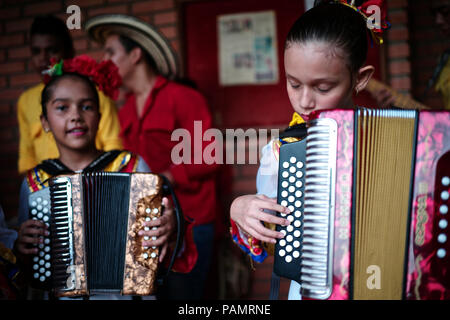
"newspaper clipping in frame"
217,10,279,86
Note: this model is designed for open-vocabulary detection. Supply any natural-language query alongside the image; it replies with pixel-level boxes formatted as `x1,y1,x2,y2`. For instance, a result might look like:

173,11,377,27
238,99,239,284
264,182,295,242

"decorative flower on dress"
42,55,122,100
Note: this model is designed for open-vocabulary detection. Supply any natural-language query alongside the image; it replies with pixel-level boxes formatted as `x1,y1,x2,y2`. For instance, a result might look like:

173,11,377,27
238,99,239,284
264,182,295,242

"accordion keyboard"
274,118,337,299
300,118,337,299
29,188,52,288
49,177,76,291
274,139,307,283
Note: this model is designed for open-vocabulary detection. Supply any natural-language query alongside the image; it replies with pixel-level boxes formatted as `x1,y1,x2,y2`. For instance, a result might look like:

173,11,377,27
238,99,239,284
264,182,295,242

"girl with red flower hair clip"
14,56,177,300
230,0,388,300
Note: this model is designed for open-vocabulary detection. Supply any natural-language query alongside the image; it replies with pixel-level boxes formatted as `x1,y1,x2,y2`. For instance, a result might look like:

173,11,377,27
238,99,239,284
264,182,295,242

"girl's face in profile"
41,77,100,154
284,41,355,121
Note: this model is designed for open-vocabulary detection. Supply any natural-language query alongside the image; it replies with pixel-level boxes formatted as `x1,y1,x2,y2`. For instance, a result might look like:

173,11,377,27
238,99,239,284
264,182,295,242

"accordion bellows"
29,172,164,297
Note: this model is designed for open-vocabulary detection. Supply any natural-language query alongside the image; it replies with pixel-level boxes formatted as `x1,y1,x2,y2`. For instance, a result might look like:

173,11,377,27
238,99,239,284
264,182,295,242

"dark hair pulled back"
286,0,369,73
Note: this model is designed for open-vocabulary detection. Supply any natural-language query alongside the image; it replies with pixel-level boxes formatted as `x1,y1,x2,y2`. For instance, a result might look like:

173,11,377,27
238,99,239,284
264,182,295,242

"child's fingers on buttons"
261,212,290,227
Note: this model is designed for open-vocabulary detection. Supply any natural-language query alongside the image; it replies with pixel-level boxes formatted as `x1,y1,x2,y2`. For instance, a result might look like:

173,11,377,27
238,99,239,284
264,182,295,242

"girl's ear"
40,114,50,133
355,65,375,94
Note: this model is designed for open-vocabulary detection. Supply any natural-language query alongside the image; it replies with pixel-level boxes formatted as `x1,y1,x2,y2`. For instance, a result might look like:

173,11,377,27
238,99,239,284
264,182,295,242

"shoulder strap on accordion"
35,150,124,176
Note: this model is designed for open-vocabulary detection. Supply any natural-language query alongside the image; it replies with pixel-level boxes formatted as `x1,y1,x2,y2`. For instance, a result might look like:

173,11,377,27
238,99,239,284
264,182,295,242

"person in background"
374,0,450,109
17,15,122,175
85,14,220,300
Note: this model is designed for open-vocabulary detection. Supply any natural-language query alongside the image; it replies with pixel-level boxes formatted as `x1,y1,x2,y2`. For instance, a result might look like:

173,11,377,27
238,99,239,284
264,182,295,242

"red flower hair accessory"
337,0,390,45
42,55,122,100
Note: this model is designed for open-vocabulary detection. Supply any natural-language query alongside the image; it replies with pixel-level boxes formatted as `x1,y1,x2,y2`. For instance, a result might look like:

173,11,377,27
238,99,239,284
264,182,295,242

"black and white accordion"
273,108,450,300
28,172,183,297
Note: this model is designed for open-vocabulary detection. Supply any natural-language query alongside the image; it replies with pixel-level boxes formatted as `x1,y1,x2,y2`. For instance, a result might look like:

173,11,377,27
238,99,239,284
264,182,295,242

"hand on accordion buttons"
230,194,291,244
138,197,175,262
16,219,49,255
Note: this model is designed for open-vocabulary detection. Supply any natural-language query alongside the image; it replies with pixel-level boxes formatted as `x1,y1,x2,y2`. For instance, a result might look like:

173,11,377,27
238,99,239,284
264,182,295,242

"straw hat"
85,14,179,79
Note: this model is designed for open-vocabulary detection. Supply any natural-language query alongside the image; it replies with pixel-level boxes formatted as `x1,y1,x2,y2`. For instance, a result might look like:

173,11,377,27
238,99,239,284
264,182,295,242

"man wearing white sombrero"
85,14,220,300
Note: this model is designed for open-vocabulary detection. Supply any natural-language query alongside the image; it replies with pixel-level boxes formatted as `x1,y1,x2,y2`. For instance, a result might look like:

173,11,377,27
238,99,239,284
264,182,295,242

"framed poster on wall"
217,10,279,86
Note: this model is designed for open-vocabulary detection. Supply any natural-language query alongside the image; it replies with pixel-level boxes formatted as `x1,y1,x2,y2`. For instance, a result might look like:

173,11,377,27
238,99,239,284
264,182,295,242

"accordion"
273,108,450,300
28,172,183,297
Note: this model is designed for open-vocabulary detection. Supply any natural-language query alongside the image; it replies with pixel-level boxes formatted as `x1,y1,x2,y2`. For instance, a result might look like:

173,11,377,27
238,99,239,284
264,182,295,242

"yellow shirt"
17,83,123,174
435,58,450,110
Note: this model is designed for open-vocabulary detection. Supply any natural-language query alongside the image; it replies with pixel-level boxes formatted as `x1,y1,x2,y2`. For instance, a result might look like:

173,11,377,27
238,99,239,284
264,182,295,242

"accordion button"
288,196,295,203
285,255,293,263
289,166,296,174
438,234,447,243
295,181,303,188
145,208,151,214
293,240,300,248
294,211,302,218
288,205,295,212
144,227,150,231
43,207,48,213
440,205,448,215
142,253,149,259
282,181,288,188
33,256,39,262
442,176,450,186
43,215,49,222
45,271,51,277
439,219,448,229
283,161,289,169
296,171,303,178
294,220,301,228
441,191,449,201
289,176,295,183
281,191,288,198
31,201,37,207
286,235,293,242
293,251,300,258
296,162,304,169
286,245,293,252
37,213,43,219
281,200,288,207
37,205,42,211
287,225,294,232
152,236,157,241
290,157,297,163
287,215,294,223
33,273,39,279
279,239,286,247
282,171,289,178
31,209,37,215
151,252,157,258
145,217,151,221
45,262,50,268
153,208,159,214
295,200,302,208
37,197,42,203
43,200,48,206
288,186,295,193
437,248,446,258
33,264,39,270
45,254,51,260
295,190,302,198
294,230,301,238
144,236,149,240
278,249,286,257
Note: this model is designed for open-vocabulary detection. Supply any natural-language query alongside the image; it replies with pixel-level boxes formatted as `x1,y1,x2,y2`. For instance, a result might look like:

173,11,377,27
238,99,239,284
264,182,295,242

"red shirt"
119,76,219,225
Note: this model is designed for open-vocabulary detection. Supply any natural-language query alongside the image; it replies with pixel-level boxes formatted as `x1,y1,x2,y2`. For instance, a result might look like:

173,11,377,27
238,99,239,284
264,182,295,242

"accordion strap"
36,150,123,175
158,175,185,284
